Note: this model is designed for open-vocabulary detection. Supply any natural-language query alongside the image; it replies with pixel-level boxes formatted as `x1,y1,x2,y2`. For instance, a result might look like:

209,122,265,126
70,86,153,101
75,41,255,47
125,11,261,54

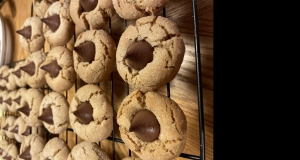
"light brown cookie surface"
66,141,110,160
11,61,27,88
0,65,9,89
1,143,18,160
10,116,26,143
41,46,75,92
13,88,27,111
39,91,69,134
116,16,185,92
117,90,187,160
122,157,142,160
40,137,70,160
73,30,116,84
19,134,46,160
69,84,113,142
70,0,114,30
2,116,16,139
0,139,8,157
43,1,75,46
112,0,169,20
4,68,17,91
17,16,45,53
33,0,59,18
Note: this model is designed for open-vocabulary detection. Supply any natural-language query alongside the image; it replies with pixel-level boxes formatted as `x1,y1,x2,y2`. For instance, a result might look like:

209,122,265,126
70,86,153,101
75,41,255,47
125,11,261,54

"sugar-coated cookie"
38,91,69,134
67,141,110,160
10,116,26,143
11,61,27,88
70,0,114,30
73,30,116,84
16,16,45,53
42,1,75,46
117,90,187,160
2,116,16,139
33,0,59,18
1,143,18,160
21,51,47,88
0,90,9,111
116,16,185,92
69,84,113,142
3,68,17,91
40,137,70,160
19,134,46,160
40,46,76,92
112,0,169,20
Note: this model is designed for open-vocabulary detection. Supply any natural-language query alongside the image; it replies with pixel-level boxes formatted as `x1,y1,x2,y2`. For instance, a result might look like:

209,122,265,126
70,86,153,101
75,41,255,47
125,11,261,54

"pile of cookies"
0,0,187,159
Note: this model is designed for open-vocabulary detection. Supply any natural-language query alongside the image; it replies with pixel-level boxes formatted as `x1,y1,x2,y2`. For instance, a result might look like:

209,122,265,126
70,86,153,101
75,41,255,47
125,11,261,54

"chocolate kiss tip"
41,14,60,32
2,124,9,130
22,127,31,136
73,102,94,124
74,41,95,63
2,75,9,82
80,0,98,12
13,96,21,105
38,107,54,125
12,69,21,78
3,154,12,159
17,103,31,116
40,60,62,78
10,125,19,133
19,146,31,160
20,61,35,76
16,26,32,39
4,98,12,105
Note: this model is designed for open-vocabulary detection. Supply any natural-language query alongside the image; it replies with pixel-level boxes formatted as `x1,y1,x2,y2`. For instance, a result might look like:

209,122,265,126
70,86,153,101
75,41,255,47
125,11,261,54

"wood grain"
0,0,213,159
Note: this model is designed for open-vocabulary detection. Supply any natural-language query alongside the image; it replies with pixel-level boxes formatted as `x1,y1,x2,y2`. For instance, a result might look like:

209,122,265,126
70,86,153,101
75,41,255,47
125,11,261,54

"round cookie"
73,30,116,84
38,91,70,134
0,90,9,111
117,90,187,160
66,141,110,160
42,1,75,46
69,84,113,142
2,116,16,139
19,134,46,160
2,68,17,91
0,116,6,136
16,16,45,53
17,88,44,127
116,16,185,92
40,46,76,92
2,143,18,160
9,116,26,143
0,139,8,158
40,137,70,160
70,0,114,30
6,90,18,112
112,0,169,20
0,65,9,90
33,0,59,18
0,67,10,90
11,61,27,88
21,50,47,89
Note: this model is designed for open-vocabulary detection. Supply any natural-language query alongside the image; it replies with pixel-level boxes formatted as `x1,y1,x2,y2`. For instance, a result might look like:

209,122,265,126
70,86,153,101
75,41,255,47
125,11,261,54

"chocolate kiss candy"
20,62,35,76
4,98,12,105
17,102,31,116
12,69,21,78
40,60,62,78
125,41,154,70
19,146,31,160
80,0,98,12
38,107,54,125
10,125,19,133
2,154,12,160
41,14,60,32
22,126,31,136
2,124,9,131
13,96,21,105
74,41,95,63
129,109,160,142
2,75,9,82
0,148,3,155
0,97,2,104
73,102,94,124
16,26,32,39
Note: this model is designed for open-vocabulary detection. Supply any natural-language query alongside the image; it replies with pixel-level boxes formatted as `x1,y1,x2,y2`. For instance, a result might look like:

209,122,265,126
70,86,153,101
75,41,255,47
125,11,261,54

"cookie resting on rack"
11,61,27,88
1,143,18,160
19,134,46,160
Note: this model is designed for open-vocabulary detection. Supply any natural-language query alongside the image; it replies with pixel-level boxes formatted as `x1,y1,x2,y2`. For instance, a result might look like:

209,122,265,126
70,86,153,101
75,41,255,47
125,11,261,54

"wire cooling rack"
2,0,206,159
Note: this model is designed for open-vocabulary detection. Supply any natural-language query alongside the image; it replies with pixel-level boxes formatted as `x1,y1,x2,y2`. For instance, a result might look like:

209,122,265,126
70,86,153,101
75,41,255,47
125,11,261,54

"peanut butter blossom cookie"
2,143,18,160
11,61,27,88
2,116,16,139
40,137,70,160
33,0,59,18
117,90,187,160
19,134,46,160
67,141,110,160
116,16,185,92
4,68,17,91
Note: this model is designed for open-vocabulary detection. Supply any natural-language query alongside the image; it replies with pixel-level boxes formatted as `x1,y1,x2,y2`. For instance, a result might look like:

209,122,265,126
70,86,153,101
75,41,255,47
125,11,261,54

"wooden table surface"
0,0,213,159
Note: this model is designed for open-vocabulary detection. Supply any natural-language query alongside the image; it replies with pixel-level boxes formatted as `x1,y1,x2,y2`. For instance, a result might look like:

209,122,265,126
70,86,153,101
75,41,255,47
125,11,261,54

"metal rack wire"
2,0,206,159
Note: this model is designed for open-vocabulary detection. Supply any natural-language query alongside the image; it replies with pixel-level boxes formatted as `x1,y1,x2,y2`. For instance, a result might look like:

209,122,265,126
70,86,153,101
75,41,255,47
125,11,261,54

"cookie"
70,0,114,30
5,90,18,112
40,137,70,160
122,157,142,160
117,90,187,160
0,116,6,136
0,90,9,111
116,16,185,92
73,30,116,84
20,50,47,89
19,134,46,160
69,84,113,142
40,46,76,92
0,67,9,90
17,88,44,127
66,141,110,160
1,143,18,160
1,68,17,91
16,16,45,53
112,0,169,20
11,61,27,88
38,91,69,134
0,139,8,158
9,116,26,143
12,88,27,112
42,1,75,46
2,116,16,139
33,0,59,18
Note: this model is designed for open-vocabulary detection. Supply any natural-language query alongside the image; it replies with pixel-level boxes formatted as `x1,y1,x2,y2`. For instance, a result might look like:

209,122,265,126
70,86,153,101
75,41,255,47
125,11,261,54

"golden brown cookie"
117,90,187,160
69,84,113,142
19,134,46,160
73,30,116,84
116,16,185,92
38,91,69,134
40,46,76,92
66,141,110,160
1,143,18,160
33,0,59,18
40,137,70,160
70,0,114,30
112,0,169,20
11,61,27,88
21,50,47,88
16,16,45,53
42,1,75,46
